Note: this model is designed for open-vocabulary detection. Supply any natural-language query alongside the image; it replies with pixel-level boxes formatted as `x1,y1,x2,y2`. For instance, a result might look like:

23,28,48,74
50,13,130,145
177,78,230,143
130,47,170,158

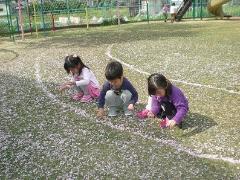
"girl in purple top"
138,73,189,129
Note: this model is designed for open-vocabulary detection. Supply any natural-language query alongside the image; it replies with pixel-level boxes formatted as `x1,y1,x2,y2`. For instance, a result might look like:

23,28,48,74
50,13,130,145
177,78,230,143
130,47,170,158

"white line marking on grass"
35,63,88,117
34,61,240,165
106,45,240,95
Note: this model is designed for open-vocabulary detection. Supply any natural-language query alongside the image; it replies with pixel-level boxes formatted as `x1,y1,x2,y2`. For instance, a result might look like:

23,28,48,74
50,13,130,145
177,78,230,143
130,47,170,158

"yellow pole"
33,0,38,38
85,6,89,29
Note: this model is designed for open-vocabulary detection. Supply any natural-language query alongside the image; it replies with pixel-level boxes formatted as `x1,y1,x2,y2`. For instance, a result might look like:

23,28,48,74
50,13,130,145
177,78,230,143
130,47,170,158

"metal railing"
1,0,240,39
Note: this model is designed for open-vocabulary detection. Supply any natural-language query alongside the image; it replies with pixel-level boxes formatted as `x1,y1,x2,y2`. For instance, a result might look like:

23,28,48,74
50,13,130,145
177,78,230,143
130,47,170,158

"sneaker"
160,118,169,128
137,109,149,119
108,107,118,117
80,95,93,103
72,92,84,101
123,106,133,116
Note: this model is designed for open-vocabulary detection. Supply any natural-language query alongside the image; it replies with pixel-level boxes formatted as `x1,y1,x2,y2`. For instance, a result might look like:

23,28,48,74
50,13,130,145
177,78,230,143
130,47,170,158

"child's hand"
68,80,76,86
128,104,134,111
97,108,105,119
147,111,155,118
166,120,176,129
62,81,72,86
59,84,71,92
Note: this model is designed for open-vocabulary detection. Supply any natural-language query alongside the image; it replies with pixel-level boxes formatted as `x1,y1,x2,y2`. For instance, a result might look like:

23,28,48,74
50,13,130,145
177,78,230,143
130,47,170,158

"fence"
0,0,240,39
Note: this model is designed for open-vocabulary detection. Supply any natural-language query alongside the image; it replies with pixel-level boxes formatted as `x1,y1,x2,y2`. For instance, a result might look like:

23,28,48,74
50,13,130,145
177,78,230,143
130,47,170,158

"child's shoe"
72,92,84,101
108,107,118,117
81,95,93,103
160,118,169,128
137,109,149,119
123,106,133,116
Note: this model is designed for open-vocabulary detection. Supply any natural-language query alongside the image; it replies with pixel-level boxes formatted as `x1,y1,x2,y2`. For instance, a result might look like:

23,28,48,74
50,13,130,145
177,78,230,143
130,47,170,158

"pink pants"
85,82,100,99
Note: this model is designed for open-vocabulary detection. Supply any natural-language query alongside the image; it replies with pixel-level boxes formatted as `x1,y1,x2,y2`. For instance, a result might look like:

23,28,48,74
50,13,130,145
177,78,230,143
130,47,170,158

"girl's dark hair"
64,55,89,75
105,61,123,80
147,73,172,97
172,2,175,5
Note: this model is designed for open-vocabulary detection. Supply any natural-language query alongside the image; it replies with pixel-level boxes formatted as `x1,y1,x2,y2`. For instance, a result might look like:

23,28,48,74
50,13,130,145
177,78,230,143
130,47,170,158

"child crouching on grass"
138,73,189,129
59,54,100,103
97,61,138,118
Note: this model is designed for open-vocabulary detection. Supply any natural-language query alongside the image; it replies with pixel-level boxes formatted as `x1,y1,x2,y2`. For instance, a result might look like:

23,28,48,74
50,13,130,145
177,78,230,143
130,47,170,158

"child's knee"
105,90,117,104
121,90,132,104
105,90,115,98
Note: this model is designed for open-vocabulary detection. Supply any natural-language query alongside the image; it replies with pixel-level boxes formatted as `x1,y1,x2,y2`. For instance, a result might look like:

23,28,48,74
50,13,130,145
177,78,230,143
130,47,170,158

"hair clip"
73,54,78,58
65,54,70,63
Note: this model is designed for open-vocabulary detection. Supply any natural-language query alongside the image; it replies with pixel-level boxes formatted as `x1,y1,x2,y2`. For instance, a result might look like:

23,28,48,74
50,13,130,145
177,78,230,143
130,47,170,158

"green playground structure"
0,0,240,39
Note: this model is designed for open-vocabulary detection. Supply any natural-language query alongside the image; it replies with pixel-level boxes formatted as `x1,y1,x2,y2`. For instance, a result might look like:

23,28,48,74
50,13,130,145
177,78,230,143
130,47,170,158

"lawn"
0,20,240,178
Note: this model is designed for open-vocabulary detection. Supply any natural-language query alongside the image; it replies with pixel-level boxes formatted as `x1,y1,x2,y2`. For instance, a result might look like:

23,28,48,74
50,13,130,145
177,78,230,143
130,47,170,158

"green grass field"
0,20,240,178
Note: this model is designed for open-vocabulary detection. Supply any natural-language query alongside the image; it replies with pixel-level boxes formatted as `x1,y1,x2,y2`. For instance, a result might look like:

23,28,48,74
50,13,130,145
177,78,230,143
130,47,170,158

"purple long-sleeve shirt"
146,85,189,124
98,77,138,108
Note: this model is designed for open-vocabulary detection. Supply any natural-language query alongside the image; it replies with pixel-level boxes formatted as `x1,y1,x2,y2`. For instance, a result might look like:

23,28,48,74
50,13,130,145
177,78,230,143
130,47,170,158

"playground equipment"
176,0,192,21
208,0,231,18
1,0,240,39
176,0,232,21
